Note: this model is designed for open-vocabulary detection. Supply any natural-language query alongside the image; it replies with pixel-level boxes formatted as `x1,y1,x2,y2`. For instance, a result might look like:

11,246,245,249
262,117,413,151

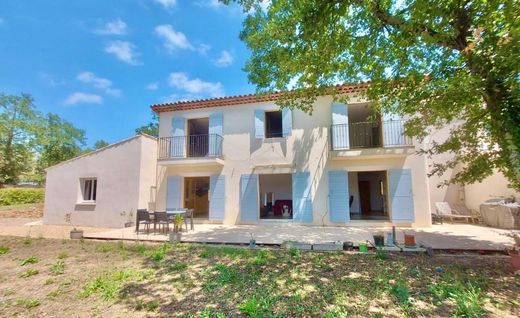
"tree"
135,112,159,137
94,140,109,149
36,113,86,177
0,93,41,185
231,0,520,190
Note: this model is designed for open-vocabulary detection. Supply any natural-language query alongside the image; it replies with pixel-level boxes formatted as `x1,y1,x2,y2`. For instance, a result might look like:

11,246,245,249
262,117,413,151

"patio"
83,223,517,251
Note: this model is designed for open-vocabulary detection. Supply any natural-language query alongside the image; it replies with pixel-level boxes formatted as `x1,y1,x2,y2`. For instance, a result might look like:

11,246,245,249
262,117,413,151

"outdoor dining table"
166,208,194,231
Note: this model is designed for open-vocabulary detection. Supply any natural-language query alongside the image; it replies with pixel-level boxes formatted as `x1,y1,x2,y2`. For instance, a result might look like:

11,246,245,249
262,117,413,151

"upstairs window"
265,111,283,138
81,178,97,202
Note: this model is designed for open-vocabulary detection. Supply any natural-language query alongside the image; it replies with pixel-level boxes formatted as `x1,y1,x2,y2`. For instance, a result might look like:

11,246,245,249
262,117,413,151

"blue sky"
0,0,256,147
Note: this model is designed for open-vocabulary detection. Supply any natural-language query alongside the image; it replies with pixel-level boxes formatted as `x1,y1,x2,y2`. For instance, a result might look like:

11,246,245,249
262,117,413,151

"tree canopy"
232,0,520,190
135,112,159,138
0,93,87,185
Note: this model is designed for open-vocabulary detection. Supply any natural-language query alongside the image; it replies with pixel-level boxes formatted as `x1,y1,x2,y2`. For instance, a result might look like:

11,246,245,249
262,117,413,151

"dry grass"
0,203,43,218
0,236,519,317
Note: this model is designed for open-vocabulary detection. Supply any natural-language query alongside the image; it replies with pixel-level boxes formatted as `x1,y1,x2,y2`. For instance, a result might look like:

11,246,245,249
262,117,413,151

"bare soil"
0,236,519,317
0,203,43,219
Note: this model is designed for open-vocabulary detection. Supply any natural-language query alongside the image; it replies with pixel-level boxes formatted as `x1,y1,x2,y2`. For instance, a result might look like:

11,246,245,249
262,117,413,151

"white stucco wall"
463,171,520,211
43,135,157,228
157,94,433,227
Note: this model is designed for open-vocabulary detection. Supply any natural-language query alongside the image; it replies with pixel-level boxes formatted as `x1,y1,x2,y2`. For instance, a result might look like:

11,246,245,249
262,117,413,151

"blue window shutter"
282,108,292,137
331,102,349,149
382,112,405,147
254,109,265,139
328,170,350,222
166,176,182,210
209,174,225,221
240,174,258,222
292,172,313,222
209,112,223,156
388,169,415,222
171,117,185,157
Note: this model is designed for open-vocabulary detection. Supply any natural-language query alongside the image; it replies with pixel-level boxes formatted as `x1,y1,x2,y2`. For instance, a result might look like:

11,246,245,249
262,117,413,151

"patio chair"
453,203,481,224
434,202,478,224
136,209,151,233
154,211,170,234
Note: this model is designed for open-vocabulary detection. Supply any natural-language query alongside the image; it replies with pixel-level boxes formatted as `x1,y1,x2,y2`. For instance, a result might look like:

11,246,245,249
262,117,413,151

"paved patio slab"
82,223,517,251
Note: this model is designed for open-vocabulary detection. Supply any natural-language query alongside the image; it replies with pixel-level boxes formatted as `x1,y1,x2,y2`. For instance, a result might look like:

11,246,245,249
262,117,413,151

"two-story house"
151,84,432,227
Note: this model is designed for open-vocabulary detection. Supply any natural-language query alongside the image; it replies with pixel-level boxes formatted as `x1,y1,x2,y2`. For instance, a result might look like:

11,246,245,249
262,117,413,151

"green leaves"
234,0,520,190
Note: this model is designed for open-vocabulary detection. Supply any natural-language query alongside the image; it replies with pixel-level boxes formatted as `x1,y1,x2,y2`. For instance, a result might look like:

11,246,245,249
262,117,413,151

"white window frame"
79,178,97,203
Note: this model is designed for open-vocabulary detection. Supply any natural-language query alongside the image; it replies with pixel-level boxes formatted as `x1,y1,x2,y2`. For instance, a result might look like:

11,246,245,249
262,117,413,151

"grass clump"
389,280,411,307
80,268,150,300
50,260,65,275
20,256,38,266
200,308,227,318
199,245,251,259
19,268,39,278
16,298,41,309
57,251,68,259
0,245,9,254
148,243,172,263
166,261,188,272
238,294,278,318
203,264,240,291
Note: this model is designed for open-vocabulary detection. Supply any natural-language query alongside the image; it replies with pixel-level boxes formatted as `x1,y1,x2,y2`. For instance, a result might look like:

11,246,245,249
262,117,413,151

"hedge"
0,188,45,206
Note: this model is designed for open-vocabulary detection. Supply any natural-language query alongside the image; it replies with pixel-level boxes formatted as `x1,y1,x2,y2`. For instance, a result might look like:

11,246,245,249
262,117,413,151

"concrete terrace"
81,223,517,251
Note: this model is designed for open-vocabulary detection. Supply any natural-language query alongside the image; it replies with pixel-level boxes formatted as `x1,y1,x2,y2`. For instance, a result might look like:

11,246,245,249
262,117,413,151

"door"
359,180,371,213
184,177,209,218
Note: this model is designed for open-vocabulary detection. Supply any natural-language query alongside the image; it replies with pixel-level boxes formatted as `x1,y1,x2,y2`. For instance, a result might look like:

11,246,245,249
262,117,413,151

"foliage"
20,256,39,266
50,260,65,275
0,245,10,254
19,268,39,278
35,113,86,177
0,94,39,185
94,140,109,149
135,111,159,137
0,188,44,206
15,298,40,309
80,268,150,300
148,243,172,263
232,0,520,190
389,280,411,307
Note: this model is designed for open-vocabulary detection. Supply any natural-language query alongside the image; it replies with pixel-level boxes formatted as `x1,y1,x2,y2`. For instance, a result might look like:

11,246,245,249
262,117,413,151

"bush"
0,188,45,206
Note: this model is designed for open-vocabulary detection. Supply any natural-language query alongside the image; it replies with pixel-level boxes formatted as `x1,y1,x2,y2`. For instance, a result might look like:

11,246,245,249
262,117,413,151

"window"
265,111,283,138
81,178,97,202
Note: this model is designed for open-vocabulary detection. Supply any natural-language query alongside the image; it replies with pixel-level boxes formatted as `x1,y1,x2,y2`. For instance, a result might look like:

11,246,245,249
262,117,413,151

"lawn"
0,236,518,317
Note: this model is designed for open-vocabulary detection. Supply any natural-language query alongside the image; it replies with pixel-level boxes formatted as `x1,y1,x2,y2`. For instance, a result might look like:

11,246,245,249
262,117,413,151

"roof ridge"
151,83,369,113
44,134,156,171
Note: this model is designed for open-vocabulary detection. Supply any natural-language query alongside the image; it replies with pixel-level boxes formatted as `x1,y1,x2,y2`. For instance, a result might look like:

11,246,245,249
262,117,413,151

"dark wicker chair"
154,211,170,234
136,209,151,233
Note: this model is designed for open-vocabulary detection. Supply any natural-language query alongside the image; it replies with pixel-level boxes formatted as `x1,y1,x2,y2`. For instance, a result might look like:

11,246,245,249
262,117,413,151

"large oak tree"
230,0,520,190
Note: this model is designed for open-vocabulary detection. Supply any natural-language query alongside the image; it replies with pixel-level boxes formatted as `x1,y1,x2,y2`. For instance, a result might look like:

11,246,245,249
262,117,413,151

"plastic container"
358,242,368,253
386,232,394,246
373,235,384,247
404,234,416,247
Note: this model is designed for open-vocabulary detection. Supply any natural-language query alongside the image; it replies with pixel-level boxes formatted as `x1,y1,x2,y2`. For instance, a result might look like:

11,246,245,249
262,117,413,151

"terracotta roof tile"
150,83,368,113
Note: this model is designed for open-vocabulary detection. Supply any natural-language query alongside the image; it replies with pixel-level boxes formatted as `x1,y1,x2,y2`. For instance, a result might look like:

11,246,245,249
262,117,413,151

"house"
45,84,516,229
151,84,432,227
43,135,157,228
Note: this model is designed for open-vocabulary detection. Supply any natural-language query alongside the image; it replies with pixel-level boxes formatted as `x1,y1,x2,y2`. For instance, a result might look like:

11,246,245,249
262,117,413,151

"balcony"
158,134,224,165
330,120,413,158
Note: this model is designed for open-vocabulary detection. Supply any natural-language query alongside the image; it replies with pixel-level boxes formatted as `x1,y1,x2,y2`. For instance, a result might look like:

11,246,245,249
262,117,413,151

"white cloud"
95,19,127,35
146,82,159,90
64,92,103,106
154,0,177,8
76,72,122,97
214,50,234,67
104,40,140,65
168,72,223,97
155,24,210,54
38,72,66,87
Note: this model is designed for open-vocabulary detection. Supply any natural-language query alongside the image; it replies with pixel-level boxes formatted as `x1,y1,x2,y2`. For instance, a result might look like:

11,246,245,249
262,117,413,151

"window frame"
79,178,97,203
264,110,284,139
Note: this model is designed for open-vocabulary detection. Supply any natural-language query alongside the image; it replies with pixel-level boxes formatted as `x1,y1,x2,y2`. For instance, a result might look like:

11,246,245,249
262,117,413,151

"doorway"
184,177,209,218
187,118,209,157
349,171,389,220
259,174,293,219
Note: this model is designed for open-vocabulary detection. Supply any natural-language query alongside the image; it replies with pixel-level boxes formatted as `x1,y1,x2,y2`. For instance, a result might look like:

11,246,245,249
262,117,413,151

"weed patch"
16,298,40,309
20,269,39,278
0,245,9,254
20,256,38,266
50,260,65,275
80,268,151,300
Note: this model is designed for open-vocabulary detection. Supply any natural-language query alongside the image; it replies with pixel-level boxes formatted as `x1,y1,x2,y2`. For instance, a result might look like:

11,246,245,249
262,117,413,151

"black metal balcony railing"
158,134,223,160
331,120,412,150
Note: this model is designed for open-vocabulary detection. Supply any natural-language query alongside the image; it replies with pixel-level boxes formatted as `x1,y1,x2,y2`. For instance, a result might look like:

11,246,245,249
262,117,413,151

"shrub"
0,188,45,206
